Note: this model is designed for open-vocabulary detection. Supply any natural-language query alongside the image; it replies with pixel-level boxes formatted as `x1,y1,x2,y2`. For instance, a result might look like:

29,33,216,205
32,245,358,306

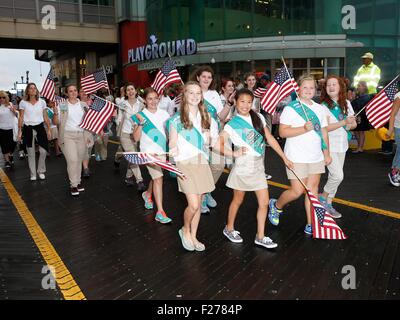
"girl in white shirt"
319,76,357,217
18,83,51,181
158,88,176,117
117,83,145,191
387,92,400,186
191,66,235,213
169,81,218,252
268,75,332,235
0,91,18,168
133,88,172,224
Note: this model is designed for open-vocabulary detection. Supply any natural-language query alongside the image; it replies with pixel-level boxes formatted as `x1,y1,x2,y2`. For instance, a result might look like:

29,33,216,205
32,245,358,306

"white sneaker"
30,176,37,181
205,193,217,208
254,236,278,249
38,173,45,180
265,173,272,180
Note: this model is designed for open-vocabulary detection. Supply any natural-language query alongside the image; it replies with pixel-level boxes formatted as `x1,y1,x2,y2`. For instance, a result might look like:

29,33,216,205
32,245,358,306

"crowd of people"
0,53,399,251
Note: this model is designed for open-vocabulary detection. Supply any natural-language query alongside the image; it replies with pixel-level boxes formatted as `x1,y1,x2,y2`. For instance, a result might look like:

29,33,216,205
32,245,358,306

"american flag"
254,88,267,98
365,76,399,128
124,152,186,178
151,60,183,95
40,69,55,102
173,93,182,106
55,95,66,107
260,68,299,114
79,96,115,134
305,188,347,240
81,69,109,95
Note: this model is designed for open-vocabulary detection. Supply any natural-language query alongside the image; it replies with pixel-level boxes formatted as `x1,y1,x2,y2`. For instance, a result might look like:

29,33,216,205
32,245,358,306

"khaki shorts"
286,161,325,180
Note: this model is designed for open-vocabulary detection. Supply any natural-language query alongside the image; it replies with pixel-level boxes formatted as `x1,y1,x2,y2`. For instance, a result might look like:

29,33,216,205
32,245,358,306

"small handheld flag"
151,59,183,95
81,69,109,95
79,95,115,134
41,69,55,102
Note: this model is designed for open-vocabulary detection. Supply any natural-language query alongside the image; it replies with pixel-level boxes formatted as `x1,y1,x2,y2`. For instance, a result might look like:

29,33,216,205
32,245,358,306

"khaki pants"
95,135,109,160
27,129,46,178
323,152,346,199
120,132,143,181
62,131,87,187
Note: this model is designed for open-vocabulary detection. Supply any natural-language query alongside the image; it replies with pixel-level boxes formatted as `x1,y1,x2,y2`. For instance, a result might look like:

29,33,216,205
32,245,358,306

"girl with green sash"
319,76,356,218
169,82,219,252
216,89,293,249
268,75,332,235
190,66,235,213
133,88,172,224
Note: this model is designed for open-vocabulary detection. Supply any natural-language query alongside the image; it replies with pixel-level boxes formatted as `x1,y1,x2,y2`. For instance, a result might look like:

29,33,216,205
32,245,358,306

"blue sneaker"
155,211,172,224
268,198,283,226
201,196,210,214
304,224,313,235
95,154,102,162
142,191,154,210
205,193,217,208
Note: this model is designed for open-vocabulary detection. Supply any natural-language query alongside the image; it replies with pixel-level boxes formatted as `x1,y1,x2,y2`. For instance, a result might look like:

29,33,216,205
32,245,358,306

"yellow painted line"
223,169,400,219
109,139,120,145
0,169,86,300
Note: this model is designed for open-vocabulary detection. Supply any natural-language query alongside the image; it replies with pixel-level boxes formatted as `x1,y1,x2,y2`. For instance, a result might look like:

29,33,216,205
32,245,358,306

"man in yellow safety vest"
353,52,381,94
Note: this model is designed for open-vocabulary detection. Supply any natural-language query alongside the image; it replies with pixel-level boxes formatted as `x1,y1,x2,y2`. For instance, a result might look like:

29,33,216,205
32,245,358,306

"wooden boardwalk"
0,143,399,300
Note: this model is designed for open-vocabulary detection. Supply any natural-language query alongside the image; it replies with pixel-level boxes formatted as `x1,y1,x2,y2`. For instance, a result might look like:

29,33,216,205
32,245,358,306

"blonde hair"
180,81,210,130
0,91,10,105
23,83,40,101
297,74,317,88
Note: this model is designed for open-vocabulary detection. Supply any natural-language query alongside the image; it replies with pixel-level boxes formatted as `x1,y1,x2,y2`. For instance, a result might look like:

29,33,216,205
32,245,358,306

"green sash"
287,100,327,150
228,116,265,156
170,113,208,156
322,101,352,141
132,111,167,152
204,99,221,130
46,107,54,120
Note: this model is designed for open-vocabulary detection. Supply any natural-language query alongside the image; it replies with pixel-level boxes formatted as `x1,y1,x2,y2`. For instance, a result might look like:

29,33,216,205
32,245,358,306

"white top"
115,97,125,106
280,100,328,163
172,111,219,162
0,104,16,130
322,100,354,153
224,113,267,157
137,108,170,154
394,92,400,128
65,101,84,132
19,99,47,126
120,99,143,134
203,90,224,114
158,95,175,117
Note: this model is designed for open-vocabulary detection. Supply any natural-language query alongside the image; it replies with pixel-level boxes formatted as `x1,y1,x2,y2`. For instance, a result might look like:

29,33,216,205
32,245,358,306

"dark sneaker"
19,151,25,159
77,184,85,192
125,176,135,187
82,168,90,178
4,161,11,168
388,172,400,187
254,236,278,249
70,187,79,196
137,181,146,192
114,160,120,169
223,226,243,243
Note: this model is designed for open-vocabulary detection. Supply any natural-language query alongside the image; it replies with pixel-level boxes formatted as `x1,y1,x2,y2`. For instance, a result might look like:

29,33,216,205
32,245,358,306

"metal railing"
0,0,115,25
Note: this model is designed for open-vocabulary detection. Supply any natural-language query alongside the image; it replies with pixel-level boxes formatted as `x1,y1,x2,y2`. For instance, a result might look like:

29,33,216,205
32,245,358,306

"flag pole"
281,56,309,121
354,75,400,117
102,65,111,97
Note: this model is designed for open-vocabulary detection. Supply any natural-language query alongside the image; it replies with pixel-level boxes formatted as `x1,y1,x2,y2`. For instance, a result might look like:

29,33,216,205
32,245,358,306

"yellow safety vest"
353,62,381,94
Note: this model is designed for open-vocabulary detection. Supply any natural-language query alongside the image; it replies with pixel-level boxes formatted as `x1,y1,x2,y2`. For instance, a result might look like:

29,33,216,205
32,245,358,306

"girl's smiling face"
145,91,159,110
236,93,253,116
197,71,213,90
326,78,340,99
185,84,202,106
299,80,316,100
67,86,78,100
126,85,137,98
245,76,256,90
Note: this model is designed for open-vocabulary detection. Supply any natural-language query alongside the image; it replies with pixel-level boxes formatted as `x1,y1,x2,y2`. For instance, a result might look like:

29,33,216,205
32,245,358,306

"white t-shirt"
158,95,175,117
280,100,328,163
0,104,16,130
171,111,219,162
120,99,143,134
224,113,266,157
394,92,400,128
203,90,224,115
137,108,170,154
322,100,354,153
65,101,84,132
19,99,46,126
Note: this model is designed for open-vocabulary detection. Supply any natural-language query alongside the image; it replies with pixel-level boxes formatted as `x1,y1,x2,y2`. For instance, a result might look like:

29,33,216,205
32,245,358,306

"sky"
0,49,50,92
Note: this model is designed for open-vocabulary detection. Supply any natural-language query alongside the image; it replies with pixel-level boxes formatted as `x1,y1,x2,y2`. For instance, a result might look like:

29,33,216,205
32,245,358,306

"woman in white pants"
319,75,357,218
18,83,51,181
54,85,93,196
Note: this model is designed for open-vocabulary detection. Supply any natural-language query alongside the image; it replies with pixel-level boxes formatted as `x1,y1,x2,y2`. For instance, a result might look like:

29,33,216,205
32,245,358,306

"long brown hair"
235,88,266,142
180,81,210,130
23,83,39,101
320,75,348,114
189,65,217,91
